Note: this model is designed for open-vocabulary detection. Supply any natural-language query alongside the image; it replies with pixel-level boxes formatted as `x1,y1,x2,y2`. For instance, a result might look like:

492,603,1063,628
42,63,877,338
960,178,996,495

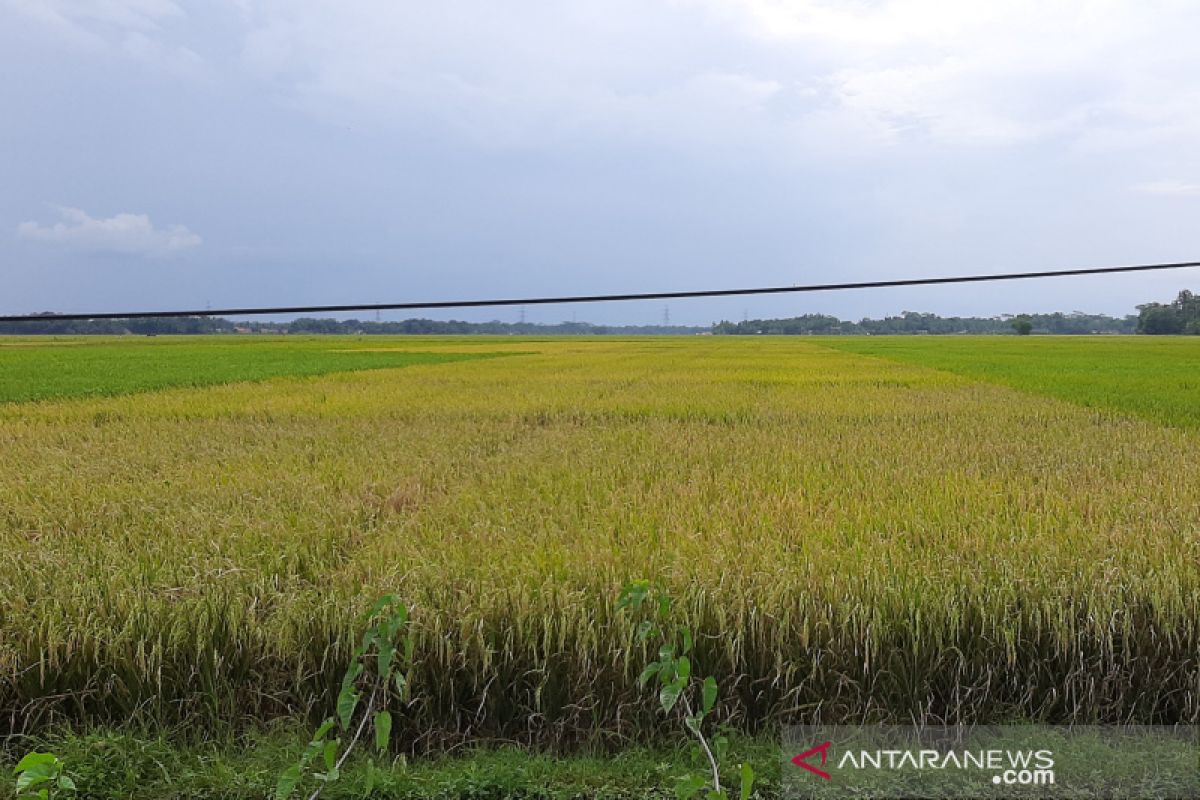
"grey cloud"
2,1,1200,322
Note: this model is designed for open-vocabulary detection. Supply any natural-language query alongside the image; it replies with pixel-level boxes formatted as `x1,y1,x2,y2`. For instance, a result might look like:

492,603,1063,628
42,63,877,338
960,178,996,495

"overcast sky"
3,0,1200,325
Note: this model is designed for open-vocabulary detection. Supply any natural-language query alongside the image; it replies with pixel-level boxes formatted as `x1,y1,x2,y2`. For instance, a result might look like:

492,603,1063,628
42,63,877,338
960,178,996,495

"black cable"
1,260,1197,322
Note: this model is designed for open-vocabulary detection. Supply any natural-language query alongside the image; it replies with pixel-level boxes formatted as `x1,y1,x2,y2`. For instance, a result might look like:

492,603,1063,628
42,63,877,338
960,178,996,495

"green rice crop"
0,336,1196,751
0,336,503,403
821,335,1200,427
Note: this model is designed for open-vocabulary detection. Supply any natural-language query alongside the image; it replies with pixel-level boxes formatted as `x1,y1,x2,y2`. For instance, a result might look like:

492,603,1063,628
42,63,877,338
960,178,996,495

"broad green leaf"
659,676,686,713
311,718,335,745
274,764,302,800
323,739,339,771
15,764,53,791
374,710,393,752
638,663,659,688
367,594,398,621
392,603,409,627
685,714,704,734
340,662,364,693
402,635,415,665
377,642,395,677
355,629,376,659
681,627,693,654
13,753,57,773
57,775,76,791
336,687,360,729
635,620,655,642
658,643,675,661
706,790,728,800
674,773,707,800
313,765,341,784
739,762,755,800
702,676,718,713
617,580,650,611
676,655,691,679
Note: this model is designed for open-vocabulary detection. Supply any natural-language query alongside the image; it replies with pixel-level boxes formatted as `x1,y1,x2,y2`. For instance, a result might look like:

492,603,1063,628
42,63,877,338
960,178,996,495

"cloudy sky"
3,0,1200,325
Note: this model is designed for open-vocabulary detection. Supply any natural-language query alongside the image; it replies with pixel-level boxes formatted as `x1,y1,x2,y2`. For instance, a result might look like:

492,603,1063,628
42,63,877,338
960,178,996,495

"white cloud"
226,0,1200,155
4,0,208,79
17,206,201,257
1133,180,1200,197
2,0,184,37
688,0,1200,147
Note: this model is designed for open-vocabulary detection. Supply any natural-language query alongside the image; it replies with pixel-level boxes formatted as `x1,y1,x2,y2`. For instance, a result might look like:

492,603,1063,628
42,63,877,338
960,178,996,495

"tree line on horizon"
1135,289,1200,334
1,289,1196,336
0,314,700,336
713,310,1138,336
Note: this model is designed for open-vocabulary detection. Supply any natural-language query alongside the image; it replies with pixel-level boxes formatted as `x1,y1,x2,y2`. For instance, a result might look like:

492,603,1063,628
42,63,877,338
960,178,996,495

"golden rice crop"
1,337,1197,749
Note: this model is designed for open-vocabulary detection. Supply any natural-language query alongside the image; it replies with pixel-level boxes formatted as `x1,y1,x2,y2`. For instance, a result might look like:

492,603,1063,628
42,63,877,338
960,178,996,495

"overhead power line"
1,260,1198,322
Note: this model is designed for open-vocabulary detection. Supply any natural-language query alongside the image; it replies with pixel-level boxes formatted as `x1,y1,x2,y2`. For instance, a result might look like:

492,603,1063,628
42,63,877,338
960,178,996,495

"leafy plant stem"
306,683,380,800
681,693,720,795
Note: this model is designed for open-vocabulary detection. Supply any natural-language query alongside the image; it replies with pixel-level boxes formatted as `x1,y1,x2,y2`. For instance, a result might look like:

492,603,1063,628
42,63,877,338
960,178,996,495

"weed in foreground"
276,596,413,800
618,580,754,800
11,752,74,800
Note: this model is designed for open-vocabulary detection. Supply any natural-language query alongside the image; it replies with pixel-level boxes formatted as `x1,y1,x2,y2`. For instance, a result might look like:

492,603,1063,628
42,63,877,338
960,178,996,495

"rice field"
0,337,504,403
822,336,1200,428
1,335,1197,753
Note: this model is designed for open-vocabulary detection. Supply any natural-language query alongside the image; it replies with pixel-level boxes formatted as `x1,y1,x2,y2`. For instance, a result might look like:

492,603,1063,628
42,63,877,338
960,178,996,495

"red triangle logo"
792,740,833,780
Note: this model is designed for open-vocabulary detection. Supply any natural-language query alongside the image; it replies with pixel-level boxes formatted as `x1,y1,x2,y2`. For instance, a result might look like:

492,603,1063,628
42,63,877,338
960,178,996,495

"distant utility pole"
519,306,526,324
662,305,670,326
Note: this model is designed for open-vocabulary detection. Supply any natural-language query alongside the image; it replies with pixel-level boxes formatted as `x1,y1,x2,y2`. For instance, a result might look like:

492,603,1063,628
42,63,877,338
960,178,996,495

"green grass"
0,728,781,799
817,335,1200,427
0,337,506,403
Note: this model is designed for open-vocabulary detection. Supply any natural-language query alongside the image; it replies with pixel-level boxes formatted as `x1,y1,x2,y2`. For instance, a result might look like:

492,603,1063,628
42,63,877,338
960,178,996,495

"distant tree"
1011,316,1033,336
1137,289,1199,335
